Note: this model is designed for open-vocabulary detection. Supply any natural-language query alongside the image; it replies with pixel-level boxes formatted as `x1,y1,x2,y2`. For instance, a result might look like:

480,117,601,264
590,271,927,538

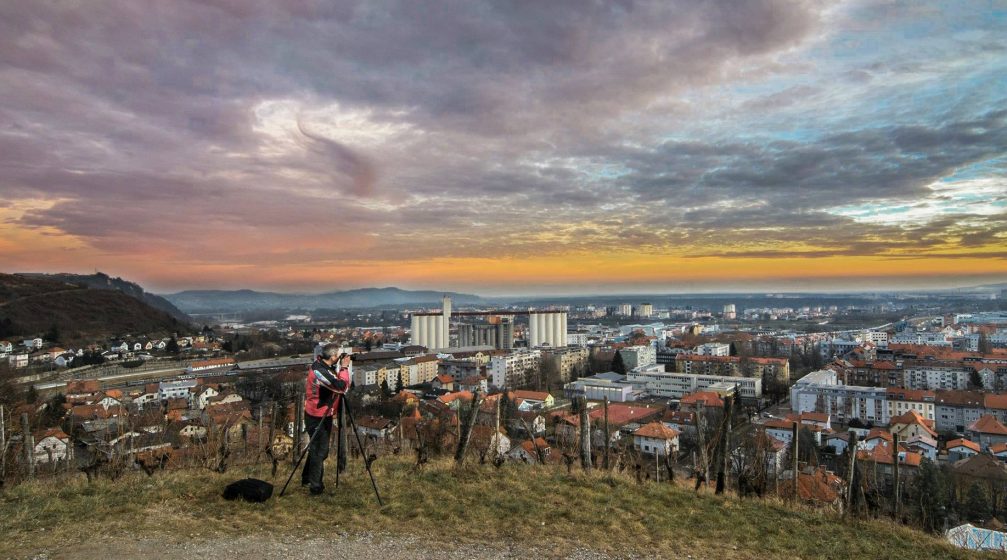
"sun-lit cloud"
0,0,1005,295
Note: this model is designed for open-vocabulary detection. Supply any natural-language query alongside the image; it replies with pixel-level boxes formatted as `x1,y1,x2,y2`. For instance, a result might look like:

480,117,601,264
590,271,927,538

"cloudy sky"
1,0,1005,295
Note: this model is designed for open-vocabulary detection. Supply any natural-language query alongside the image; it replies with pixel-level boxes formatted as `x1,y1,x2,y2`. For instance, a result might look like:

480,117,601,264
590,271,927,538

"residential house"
191,386,219,410
33,428,71,463
904,434,938,461
206,393,243,408
354,415,395,439
470,425,511,457
510,410,547,436
512,390,555,410
9,353,28,368
93,392,123,411
889,410,938,441
458,375,488,394
509,437,551,463
763,418,824,448
436,391,474,410
789,411,832,432
823,432,851,455
778,466,844,508
966,415,1007,451
680,391,725,410
856,441,923,479
947,438,981,462
22,338,43,349
633,421,680,457
991,442,1007,462
432,374,456,392
860,428,893,451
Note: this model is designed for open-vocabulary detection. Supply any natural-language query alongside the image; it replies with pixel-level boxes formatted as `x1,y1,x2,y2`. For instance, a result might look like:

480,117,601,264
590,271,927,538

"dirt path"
15,533,662,560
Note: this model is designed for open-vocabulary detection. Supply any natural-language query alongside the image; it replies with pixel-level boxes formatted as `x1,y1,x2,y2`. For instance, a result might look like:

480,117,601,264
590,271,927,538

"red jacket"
304,360,350,417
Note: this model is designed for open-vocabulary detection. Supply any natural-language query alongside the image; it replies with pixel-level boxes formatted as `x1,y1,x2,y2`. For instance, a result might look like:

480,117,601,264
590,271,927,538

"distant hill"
20,272,190,322
0,273,188,342
164,287,485,313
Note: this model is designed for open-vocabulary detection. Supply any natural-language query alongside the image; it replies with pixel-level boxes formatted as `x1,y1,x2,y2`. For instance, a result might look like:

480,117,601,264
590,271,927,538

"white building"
159,379,198,400
790,369,889,425
490,349,542,389
694,343,730,357
617,304,633,316
635,303,654,318
563,373,639,402
902,363,970,391
864,330,889,346
627,364,762,400
33,429,72,463
618,345,657,370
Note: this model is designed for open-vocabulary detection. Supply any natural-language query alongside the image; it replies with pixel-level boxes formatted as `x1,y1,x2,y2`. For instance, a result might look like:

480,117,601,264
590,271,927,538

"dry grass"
0,457,991,559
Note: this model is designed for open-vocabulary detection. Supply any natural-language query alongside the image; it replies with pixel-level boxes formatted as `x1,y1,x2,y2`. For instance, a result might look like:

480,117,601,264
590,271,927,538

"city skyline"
1,1,1005,295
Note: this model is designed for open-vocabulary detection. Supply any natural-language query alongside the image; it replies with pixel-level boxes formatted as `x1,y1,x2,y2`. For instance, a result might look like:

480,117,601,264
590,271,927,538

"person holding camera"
301,343,351,495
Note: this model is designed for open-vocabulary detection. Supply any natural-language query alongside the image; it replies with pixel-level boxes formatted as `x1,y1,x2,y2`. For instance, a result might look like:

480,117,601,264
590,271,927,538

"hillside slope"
0,457,986,560
19,272,190,322
0,273,186,341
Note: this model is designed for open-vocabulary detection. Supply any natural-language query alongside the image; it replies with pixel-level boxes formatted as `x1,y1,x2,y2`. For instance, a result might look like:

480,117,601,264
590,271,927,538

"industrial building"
410,297,568,350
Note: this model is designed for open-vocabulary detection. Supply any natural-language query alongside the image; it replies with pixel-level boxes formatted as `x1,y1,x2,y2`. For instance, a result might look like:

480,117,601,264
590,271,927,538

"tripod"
279,396,384,507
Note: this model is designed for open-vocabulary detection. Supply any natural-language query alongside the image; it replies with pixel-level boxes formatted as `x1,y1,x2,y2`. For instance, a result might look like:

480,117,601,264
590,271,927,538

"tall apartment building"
616,304,633,316
722,304,736,320
489,349,542,389
541,346,589,383
619,345,657,370
675,354,742,377
745,357,791,385
635,303,653,318
902,361,970,391
790,369,889,425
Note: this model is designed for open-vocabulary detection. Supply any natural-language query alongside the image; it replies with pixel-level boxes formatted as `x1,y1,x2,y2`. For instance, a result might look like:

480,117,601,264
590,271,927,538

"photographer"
301,343,351,495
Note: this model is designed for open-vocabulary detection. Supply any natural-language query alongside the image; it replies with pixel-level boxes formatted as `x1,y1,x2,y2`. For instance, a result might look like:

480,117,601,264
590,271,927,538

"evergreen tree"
166,337,180,354
964,482,992,523
970,369,984,390
611,351,627,375
380,379,392,400
25,385,38,404
912,458,949,532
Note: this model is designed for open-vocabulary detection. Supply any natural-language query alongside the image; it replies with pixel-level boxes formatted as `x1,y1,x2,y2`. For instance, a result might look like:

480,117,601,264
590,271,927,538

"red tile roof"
947,438,980,454
680,391,724,409
889,410,937,437
512,390,550,402
969,415,1007,436
990,442,1007,455
634,421,680,440
984,394,1007,411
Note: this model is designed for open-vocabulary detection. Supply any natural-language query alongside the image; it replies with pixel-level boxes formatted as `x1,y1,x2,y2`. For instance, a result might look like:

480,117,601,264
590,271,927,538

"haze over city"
1,1,1005,295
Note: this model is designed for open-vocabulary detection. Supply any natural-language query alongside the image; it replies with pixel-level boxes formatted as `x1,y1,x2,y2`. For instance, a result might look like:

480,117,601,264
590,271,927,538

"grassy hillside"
22,272,190,322
0,457,988,560
0,273,186,342
0,274,81,304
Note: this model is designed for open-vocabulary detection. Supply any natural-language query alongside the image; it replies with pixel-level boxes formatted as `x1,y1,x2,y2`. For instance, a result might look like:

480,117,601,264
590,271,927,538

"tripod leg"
279,406,332,497
335,399,344,488
344,399,384,507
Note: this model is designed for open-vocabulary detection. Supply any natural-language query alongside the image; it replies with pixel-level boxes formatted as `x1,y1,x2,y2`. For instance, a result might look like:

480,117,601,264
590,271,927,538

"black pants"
301,413,333,493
